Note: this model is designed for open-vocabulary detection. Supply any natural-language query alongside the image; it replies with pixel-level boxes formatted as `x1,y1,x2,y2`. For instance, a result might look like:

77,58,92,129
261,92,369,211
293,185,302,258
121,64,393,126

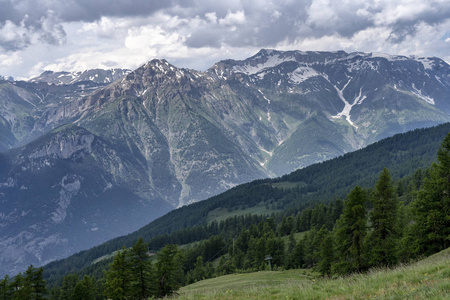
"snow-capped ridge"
232,52,297,75
0,75,14,81
29,68,131,85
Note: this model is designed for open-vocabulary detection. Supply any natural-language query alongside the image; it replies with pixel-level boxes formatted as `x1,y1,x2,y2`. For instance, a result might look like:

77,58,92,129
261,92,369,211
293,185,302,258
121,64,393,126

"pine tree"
333,186,367,274
60,274,78,300
368,168,399,267
302,228,317,268
318,230,334,275
0,275,13,300
10,273,24,300
21,267,33,300
156,244,183,298
72,275,96,300
104,247,132,300
29,266,47,300
292,240,305,269
192,256,206,282
414,133,450,254
48,286,61,300
265,236,285,267
129,238,154,299
14,265,47,300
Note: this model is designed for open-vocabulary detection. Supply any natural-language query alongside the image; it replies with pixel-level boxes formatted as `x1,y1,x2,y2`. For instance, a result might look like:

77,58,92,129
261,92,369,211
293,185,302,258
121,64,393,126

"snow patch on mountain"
414,57,434,70
257,89,271,104
233,54,296,75
322,76,367,128
370,52,408,62
289,67,319,83
29,69,131,85
411,83,435,104
330,78,357,128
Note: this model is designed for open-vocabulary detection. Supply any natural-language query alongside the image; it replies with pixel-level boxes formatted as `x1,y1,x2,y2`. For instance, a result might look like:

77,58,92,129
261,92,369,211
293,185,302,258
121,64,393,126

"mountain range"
41,122,450,284
1,49,450,276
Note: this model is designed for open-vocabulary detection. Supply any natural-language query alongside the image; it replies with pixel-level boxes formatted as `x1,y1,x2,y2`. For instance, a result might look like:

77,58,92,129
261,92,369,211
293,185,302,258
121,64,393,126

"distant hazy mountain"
0,75,14,82
29,69,131,85
0,50,449,276
0,69,130,151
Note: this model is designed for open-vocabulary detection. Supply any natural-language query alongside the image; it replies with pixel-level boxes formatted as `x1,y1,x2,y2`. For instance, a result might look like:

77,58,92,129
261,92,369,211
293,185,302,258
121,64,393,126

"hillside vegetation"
42,122,450,283
177,247,450,299
1,123,448,299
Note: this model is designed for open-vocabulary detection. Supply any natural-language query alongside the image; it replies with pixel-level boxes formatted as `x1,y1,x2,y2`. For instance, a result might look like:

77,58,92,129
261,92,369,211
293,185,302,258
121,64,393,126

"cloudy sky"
1,0,449,79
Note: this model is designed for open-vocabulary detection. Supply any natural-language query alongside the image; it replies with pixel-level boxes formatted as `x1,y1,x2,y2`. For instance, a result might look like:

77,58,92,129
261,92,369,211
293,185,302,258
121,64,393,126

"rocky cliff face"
29,69,131,85
0,50,450,276
0,69,131,151
0,125,170,275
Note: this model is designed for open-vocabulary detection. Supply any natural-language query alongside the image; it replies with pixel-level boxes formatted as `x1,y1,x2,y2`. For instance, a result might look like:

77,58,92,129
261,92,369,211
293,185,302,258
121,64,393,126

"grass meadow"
174,247,449,299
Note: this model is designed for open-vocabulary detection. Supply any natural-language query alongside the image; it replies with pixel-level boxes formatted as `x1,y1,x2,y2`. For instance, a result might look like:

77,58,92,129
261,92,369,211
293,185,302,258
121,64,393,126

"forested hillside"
37,123,449,280
1,123,448,299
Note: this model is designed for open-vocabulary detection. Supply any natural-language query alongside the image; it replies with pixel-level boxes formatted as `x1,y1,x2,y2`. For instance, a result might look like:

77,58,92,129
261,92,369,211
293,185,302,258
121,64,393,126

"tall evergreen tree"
318,230,334,275
72,275,96,300
129,238,154,299
48,286,61,300
28,266,47,300
156,244,183,298
192,256,206,282
333,186,367,274
0,275,12,300
10,273,24,300
60,274,78,300
368,168,399,267
104,247,132,300
414,133,450,254
265,236,285,267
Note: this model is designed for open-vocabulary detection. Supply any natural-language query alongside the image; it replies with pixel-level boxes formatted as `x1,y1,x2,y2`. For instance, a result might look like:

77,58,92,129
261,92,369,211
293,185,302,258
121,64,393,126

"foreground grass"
175,248,449,299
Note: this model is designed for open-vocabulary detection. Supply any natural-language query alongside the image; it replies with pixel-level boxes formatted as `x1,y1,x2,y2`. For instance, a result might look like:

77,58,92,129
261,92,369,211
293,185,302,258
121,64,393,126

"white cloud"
125,25,183,52
307,0,337,27
0,20,31,51
372,0,432,25
0,52,23,68
205,12,218,24
219,10,246,26
1,1,450,78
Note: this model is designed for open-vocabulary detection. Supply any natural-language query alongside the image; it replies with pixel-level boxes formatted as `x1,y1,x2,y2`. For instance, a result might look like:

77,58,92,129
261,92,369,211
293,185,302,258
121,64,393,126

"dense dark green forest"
1,123,449,299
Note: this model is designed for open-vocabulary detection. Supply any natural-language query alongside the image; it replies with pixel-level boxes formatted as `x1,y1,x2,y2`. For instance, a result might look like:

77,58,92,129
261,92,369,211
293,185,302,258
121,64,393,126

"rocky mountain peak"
1,49,450,277
29,69,131,85
0,75,14,82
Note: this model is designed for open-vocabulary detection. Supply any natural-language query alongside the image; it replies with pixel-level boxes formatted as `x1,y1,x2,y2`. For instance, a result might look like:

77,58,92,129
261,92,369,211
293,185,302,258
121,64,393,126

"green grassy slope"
178,247,450,299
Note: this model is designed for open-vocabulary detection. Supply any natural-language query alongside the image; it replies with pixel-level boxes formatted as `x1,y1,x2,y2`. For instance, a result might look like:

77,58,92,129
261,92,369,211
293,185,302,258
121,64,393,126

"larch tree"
104,247,132,300
60,273,78,300
318,228,334,275
129,237,155,299
156,244,183,298
368,168,399,267
333,186,368,274
72,275,96,300
414,133,450,254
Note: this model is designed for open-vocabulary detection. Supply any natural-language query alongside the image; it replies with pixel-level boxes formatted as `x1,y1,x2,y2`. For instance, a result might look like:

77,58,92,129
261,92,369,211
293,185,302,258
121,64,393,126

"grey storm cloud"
0,0,177,24
182,0,450,49
387,2,450,43
1,0,450,52
0,0,180,51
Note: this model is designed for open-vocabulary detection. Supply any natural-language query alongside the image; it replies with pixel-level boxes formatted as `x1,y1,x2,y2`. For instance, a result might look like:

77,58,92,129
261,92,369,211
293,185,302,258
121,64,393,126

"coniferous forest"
1,127,449,299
